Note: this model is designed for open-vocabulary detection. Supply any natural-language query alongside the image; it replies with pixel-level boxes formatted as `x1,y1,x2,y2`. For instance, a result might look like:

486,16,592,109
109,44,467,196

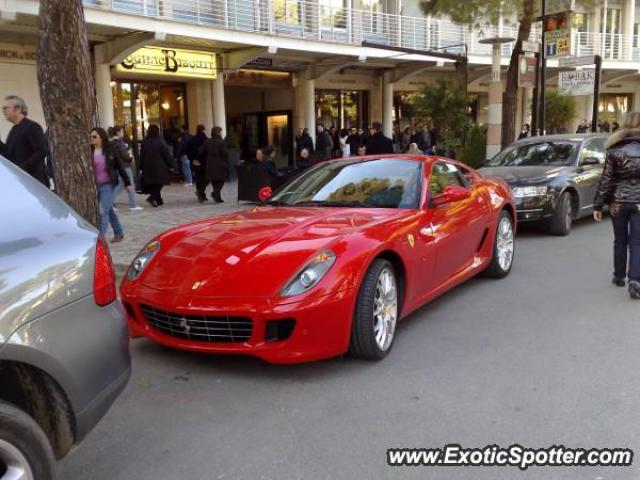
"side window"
430,162,465,196
580,139,605,164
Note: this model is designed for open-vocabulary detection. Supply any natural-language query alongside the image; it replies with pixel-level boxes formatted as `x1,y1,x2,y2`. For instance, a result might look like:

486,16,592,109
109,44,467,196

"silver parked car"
0,156,131,479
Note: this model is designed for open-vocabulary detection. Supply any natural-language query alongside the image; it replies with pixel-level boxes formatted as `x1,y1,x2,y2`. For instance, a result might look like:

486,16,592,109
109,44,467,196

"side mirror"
259,186,273,203
581,157,601,166
432,185,470,206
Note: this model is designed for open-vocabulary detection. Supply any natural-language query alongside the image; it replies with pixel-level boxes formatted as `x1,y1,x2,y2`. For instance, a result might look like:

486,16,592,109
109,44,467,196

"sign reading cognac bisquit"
116,47,217,79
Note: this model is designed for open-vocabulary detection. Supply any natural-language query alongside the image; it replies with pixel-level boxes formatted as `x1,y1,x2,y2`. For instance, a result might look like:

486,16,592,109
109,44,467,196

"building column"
212,69,226,137
301,76,316,147
94,62,114,129
193,80,214,128
370,76,383,126
382,71,394,138
624,0,635,60
486,43,503,158
585,94,595,128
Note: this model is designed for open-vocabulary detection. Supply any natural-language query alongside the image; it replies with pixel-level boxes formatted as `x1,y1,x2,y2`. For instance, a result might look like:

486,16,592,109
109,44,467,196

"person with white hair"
0,95,48,185
594,111,640,299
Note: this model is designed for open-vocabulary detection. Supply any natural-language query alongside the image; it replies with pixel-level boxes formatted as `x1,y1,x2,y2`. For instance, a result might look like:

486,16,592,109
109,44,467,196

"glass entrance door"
112,80,187,159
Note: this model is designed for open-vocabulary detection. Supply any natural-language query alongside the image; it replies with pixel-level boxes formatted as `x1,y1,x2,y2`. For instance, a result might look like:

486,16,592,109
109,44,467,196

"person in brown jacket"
198,126,228,203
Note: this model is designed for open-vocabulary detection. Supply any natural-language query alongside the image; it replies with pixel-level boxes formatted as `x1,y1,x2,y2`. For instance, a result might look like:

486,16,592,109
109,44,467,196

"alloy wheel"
0,439,34,480
373,267,398,352
496,216,514,272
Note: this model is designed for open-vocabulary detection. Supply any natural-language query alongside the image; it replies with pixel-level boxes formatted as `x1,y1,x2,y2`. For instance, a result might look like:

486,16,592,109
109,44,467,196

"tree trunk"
37,0,99,227
501,0,535,148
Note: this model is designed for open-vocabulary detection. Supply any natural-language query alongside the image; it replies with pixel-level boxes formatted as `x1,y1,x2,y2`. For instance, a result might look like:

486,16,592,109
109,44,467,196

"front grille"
141,305,252,343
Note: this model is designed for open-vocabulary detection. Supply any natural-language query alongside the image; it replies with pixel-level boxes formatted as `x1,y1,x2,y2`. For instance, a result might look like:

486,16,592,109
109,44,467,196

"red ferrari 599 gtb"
121,155,515,364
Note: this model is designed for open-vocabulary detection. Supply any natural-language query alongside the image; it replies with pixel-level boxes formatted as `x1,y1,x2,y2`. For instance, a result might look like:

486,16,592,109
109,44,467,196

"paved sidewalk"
110,181,249,271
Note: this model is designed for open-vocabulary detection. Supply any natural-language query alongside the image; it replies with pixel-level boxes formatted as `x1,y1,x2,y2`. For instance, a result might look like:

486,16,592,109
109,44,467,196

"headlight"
281,250,336,297
126,240,161,281
512,186,548,198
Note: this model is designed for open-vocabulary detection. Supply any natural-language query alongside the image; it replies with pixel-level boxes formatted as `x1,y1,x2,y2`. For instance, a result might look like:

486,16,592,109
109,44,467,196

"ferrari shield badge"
407,233,415,248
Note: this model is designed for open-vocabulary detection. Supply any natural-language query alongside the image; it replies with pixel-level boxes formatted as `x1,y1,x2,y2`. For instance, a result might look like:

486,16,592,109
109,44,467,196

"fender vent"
476,228,489,253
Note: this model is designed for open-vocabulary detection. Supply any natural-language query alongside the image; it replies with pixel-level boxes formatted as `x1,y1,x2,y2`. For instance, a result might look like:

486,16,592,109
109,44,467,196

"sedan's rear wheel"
0,401,56,480
350,259,398,360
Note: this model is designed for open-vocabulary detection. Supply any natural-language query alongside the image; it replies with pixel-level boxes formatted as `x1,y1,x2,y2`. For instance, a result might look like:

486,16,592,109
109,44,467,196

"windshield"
487,141,579,167
268,158,422,209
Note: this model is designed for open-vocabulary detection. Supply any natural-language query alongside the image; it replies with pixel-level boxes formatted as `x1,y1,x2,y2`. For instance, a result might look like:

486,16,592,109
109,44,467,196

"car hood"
479,165,571,185
141,206,402,298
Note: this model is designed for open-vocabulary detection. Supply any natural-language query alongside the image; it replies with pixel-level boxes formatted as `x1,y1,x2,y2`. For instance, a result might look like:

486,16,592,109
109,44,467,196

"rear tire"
549,192,573,236
349,259,398,360
0,400,56,480
483,211,515,279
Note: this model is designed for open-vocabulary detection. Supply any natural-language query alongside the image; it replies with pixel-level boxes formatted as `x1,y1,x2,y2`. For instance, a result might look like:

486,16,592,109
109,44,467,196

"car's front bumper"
120,285,356,364
515,195,554,223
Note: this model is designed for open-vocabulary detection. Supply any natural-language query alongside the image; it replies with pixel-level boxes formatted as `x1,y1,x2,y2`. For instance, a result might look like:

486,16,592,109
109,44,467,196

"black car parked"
479,134,607,235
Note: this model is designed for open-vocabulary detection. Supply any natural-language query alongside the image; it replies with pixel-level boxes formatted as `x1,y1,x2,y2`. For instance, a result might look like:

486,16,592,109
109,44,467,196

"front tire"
484,211,515,278
0,400,56,480
350,259,398,360
549,191,573,236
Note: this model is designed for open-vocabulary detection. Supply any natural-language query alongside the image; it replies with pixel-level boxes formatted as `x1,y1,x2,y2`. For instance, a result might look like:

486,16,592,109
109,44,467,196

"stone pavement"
110,181,249,272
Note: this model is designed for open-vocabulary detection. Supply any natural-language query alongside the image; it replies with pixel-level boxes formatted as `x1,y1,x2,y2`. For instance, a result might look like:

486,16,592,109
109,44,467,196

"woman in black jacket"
198,126,228,203
139,125,176,207
90,127,130,242
594,111,640,298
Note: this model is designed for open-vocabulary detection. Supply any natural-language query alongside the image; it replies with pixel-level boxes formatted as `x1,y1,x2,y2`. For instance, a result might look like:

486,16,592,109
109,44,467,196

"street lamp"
479,36,515,159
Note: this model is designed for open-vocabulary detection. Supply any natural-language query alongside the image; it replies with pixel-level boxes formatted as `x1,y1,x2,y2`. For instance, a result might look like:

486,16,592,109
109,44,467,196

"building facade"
1,0,640,163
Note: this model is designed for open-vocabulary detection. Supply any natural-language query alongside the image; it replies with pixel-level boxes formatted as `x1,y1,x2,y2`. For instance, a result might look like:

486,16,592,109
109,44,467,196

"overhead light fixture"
161,101,170,110
358,54,367,63
268,45,278,55
436,60,445,67
154,31,167,41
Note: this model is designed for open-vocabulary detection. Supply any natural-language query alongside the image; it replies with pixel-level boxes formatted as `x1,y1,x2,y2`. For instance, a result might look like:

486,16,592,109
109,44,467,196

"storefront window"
112,80,187,158
392,92,421,130
315,90,368,131
598,94,632,122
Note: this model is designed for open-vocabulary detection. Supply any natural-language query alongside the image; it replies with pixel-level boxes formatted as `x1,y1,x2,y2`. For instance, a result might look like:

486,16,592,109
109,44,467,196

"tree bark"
501,0,535,148
37,0,99,227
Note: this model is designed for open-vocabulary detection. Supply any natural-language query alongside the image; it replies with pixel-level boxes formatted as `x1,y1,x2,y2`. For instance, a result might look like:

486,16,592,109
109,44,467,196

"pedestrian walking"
410,125,431,154
0,95,48,185
518,124,530,140
199,126,229,203
139,125,176,207
188,124,208,201
297,147,312,170
339,128,350,158
316,123,333,160
296,128,314,158
401,127,413,152
110,126,142,210
90,127,129,242
593,111,640,299
365,122,394,155
347,127,365,155
176,125,193,186
406,142,421,155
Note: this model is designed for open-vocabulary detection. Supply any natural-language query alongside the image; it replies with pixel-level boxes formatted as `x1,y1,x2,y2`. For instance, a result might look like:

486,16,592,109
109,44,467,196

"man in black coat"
365,122,394,155
1,95,48,186
316,124,333,161
295,128,314,158
187,124,208,199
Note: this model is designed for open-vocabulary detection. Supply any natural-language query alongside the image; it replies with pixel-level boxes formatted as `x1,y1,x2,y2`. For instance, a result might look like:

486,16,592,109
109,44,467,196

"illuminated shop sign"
116,47,217,79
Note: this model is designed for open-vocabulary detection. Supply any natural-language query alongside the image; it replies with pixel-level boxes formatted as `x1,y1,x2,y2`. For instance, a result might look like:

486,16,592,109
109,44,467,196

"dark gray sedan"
480,134,608,235
0,156,130,479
